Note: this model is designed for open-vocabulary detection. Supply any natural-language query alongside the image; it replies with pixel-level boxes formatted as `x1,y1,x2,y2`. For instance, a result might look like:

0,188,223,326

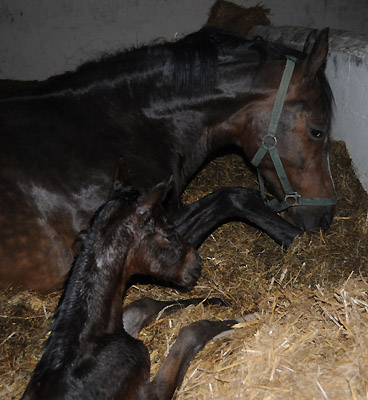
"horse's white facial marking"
326,150,335,191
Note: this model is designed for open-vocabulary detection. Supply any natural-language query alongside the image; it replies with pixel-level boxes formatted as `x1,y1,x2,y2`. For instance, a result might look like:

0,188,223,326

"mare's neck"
178,58,280,193
178,95,255,193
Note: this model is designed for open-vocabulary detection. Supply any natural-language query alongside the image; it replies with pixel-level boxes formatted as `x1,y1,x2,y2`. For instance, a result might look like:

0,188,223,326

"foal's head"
99,160,202,290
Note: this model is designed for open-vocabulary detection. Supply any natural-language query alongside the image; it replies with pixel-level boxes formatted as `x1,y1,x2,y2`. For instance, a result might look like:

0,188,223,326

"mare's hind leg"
149,318,242,400
123,297,227,338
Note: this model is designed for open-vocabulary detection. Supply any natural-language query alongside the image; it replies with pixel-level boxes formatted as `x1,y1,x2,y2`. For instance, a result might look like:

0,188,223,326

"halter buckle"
284,192,301,206
262,134,277,149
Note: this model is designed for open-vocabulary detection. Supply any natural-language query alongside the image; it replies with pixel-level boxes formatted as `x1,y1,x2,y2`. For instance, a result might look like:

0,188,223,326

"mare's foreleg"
172,187,301,248
123,297,227,338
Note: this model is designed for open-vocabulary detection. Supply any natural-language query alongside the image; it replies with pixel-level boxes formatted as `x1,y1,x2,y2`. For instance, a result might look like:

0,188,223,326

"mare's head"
227,28,336,232
105,159,202,289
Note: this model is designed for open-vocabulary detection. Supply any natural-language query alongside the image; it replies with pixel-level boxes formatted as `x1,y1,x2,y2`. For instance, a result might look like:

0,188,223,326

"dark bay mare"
0,27,336,292
21,161,242,400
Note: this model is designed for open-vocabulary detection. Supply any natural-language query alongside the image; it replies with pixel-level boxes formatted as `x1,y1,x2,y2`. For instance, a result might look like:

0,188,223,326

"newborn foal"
21,165,238,400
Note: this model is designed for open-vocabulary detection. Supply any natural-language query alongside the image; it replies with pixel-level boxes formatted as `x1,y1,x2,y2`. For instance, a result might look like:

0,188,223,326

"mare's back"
0,40,182,191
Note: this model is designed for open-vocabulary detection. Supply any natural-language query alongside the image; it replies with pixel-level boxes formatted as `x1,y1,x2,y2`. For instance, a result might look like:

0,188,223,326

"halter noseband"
250,58,338,213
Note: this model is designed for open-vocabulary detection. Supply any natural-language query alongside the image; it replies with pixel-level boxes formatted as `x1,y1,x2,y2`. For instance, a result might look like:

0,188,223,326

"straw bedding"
1,140,367,399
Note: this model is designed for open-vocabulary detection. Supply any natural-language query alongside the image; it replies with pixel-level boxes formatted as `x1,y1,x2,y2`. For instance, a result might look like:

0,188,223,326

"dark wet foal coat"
21,170,238,400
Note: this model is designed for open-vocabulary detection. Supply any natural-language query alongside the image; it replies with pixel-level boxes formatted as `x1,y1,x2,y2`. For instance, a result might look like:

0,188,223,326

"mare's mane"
0,26,332,123
1,27,303,98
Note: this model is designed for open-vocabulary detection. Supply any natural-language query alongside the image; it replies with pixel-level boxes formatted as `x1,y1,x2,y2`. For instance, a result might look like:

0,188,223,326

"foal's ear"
110,157,132,196
302,28,329,78
137,176,174,215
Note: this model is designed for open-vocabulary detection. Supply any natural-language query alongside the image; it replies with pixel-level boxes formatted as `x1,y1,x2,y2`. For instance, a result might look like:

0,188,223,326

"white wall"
248,25,368,193
0,0,214,80
1,0,367,80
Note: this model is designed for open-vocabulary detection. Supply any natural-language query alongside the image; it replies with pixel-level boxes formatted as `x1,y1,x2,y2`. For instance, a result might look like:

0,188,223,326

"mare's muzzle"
284,204,335,232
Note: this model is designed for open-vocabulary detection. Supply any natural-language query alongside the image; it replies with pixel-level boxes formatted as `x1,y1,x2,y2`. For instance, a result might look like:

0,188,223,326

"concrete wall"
1,0,367,80
248,25,368,193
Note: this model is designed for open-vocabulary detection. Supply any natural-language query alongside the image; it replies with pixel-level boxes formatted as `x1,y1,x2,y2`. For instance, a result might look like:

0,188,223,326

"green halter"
251,58,338,213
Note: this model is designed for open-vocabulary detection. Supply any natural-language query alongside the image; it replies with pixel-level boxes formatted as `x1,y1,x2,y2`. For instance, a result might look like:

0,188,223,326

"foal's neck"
52,211,132,346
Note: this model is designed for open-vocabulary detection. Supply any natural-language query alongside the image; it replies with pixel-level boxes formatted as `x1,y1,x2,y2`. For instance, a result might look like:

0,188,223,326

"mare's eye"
310,128,324,139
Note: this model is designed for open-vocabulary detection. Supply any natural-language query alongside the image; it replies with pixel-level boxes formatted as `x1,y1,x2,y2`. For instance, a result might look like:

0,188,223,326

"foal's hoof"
179,250,203,289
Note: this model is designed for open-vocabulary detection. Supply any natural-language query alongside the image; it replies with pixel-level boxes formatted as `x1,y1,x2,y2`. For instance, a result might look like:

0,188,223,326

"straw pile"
205,0,271,37
1,140,368,399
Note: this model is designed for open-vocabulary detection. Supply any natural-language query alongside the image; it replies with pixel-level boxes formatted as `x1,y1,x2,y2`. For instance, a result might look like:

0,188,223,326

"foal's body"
21,172,238,400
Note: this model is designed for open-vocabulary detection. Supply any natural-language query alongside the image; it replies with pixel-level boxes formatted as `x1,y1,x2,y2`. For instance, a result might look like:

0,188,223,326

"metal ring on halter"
262,134,277,149
284,192,301,206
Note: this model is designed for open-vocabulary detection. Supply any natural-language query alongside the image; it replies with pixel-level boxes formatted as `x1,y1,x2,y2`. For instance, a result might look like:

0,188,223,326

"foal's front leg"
172,187,302,248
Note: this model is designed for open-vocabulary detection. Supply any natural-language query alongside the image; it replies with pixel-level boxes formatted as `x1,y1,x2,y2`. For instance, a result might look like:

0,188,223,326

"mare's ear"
109,157,132,197
137,176,174,215
302,28,329,79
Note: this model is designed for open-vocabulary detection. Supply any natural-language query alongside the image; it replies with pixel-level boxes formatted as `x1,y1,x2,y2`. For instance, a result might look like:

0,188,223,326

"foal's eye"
309,128,324,139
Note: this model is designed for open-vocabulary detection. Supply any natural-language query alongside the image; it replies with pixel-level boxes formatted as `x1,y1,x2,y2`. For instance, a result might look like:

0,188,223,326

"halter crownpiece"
251,58,338,213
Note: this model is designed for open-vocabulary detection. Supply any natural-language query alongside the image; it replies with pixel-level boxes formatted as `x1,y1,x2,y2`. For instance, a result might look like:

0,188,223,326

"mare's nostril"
195,252,203,268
